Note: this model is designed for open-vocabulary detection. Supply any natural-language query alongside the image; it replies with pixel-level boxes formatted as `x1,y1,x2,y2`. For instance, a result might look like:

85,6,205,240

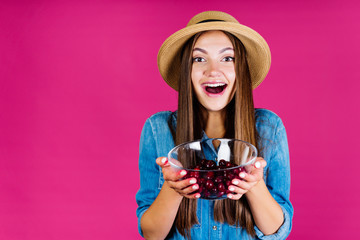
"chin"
202,103,228,112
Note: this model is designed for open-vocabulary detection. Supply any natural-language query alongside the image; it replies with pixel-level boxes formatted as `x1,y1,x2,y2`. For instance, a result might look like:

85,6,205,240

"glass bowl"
168,138,257,200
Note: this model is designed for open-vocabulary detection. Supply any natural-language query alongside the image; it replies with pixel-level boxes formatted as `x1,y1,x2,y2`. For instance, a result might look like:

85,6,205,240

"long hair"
174,31,258,238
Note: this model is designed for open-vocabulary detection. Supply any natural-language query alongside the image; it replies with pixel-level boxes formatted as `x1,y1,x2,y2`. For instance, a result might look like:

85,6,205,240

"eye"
223,56,235,62
193,57,205,62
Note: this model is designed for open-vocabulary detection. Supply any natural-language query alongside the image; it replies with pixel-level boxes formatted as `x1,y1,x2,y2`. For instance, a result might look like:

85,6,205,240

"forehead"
193,30,233,48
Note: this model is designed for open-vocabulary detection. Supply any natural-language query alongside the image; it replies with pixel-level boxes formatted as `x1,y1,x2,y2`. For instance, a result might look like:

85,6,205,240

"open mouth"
202,82,228,95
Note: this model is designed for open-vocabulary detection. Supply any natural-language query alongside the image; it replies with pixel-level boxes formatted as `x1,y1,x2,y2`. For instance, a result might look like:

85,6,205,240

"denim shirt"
136,109,293,239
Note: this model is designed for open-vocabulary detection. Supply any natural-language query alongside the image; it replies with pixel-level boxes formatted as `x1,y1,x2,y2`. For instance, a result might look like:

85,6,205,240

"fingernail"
229,186,235,191
195,194,200,198
232,179,239,185
239,172,246,178
161,157,167,164
189,179,196,184
255,162,261,168
192,184,198,190
180,170,187,176
227,194,233,199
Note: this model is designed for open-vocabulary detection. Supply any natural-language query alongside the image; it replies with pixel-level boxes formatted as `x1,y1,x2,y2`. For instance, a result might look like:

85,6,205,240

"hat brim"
158,22,271,91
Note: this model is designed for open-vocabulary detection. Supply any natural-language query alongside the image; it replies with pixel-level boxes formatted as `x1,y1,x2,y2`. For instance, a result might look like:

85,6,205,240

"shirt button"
212,226,217,230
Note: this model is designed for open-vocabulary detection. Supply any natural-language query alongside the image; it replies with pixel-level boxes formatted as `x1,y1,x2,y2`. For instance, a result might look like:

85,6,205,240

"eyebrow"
193,47,234,54
219,47,234,54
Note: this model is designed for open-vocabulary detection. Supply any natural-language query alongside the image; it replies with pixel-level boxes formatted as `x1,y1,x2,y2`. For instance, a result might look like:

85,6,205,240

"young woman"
136,11,293,240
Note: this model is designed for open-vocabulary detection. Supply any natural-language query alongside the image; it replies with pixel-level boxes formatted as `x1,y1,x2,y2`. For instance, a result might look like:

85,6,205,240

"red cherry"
214,176,224,183
227,173,235,180
204,161,210,169
202,190,210,198
219,159,227,166
217,183,226,192
187,158,243,200
189,170,200,178
233,168,240,175
204,160,215,169
225,180,231,188
198,177,206,185
217,191,226,197
205,171,215,180
200,159,207,166
225,162,233,168
192,167,201,177
205,179,214,190
223,170,230,178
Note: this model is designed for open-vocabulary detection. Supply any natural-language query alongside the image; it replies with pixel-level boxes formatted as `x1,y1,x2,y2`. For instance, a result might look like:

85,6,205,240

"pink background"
1,0,359,239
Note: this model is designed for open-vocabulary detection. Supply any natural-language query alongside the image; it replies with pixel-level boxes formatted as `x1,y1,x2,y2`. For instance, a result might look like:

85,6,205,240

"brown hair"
174,31,258,239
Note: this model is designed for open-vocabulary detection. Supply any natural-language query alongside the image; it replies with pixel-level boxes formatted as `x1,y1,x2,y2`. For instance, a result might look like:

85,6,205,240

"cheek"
228,73,237,96
226,71,236,87
227,68,236,81
226,73,236,86
191,69,204,92
191,67,202,81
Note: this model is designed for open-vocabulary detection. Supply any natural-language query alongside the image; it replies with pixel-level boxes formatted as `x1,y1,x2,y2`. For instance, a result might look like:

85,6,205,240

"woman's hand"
156,157,200,199
227,157,267,200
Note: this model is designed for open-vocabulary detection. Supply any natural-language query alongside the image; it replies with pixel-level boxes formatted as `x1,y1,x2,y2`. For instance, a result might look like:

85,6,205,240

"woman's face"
191,30,236,113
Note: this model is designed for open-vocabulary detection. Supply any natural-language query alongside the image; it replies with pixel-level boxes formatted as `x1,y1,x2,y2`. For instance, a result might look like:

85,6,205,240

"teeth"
203,83,226,87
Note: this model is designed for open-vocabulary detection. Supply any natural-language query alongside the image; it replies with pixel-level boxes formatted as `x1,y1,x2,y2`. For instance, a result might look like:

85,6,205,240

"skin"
191,30,236,113
141,31,284,239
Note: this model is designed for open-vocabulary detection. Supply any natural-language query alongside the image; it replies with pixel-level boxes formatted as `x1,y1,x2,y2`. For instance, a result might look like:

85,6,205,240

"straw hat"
157,11,271,91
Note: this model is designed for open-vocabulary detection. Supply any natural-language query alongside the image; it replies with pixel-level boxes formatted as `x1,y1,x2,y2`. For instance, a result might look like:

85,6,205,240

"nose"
205,60,221,78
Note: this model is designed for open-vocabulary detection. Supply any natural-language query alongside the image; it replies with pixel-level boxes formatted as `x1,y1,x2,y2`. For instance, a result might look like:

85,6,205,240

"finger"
244,158,266,173
231,178,252,191
156,157,187,181
254,158,267,169
184,192,201,199
167,177,197,191
245,158,267,176
173,183,199,196
227,192,243,200
163,168,187,182
228,183,248,195
238,172,259,182
156,157,169,167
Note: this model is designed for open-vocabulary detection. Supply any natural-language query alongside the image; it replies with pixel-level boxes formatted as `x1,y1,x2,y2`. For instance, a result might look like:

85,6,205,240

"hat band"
197,19,225,24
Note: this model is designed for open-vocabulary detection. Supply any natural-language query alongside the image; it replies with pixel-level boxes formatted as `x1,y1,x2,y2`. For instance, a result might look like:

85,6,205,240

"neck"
204,109,226,138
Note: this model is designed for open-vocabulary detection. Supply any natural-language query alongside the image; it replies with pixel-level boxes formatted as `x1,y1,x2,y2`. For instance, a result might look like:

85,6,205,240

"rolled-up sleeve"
135,118,160,237
255,117,294,239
